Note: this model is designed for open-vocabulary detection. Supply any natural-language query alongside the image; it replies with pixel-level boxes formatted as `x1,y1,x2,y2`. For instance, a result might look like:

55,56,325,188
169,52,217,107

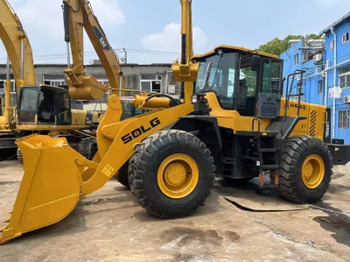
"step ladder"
252,117,280,187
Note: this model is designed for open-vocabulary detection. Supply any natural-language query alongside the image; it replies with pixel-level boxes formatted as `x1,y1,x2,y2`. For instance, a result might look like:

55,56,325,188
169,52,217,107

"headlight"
192,95,197,104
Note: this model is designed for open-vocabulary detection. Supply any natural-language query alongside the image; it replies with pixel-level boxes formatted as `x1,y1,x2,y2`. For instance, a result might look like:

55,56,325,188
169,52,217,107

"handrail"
285,70,305,117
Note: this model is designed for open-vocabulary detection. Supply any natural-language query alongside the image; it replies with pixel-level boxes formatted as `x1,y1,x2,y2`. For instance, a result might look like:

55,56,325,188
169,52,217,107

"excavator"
0,0,36,153
0,0,149,160
1,0,350,244
0,0,102,159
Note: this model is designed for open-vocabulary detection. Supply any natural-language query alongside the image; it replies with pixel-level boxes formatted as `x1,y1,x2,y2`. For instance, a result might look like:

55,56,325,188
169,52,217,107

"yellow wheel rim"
157,153,199,199
301,154,325,189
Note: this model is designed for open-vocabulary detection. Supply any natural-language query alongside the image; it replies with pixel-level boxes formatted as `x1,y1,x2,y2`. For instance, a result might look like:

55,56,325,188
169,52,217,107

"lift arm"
63,0,122,100
0,0,36,89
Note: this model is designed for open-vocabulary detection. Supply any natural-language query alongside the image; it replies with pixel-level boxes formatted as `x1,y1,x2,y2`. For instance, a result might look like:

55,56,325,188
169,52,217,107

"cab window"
37,88,55,123
20,87,38,111
262,60,281,94
236,55,258,116
56,89,71,125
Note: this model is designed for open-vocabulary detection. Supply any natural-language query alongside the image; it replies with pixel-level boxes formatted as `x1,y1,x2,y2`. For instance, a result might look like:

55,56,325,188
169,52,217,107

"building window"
302,51,315,63
140,75,162,93
44,79,65,86
294,54,299,66
0,80,16,93
342,32,349,44
339,110,349,129
330,40,335,49
339,65,350,89
318,80,323,94
98,79,109,85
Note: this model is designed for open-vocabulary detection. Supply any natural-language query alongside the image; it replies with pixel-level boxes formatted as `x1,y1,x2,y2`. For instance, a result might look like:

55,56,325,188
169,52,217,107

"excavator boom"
0,0,35,89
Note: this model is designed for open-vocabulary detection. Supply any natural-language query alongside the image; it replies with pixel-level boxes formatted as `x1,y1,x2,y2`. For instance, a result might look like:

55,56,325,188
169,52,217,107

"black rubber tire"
77,138,98,160
129,130,215,218
116,162,130,188
278,136,333,203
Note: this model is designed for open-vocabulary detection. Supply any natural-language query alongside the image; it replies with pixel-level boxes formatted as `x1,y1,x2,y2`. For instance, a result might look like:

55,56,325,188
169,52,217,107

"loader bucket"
0,135,84,244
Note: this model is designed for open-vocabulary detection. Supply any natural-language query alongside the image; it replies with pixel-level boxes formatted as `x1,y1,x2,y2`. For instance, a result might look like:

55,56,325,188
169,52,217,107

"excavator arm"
63,0,122,100
172,0,198,102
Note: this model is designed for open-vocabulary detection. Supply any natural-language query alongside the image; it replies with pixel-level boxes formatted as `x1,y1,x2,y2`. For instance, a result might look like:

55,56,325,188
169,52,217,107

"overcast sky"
1,0,350,65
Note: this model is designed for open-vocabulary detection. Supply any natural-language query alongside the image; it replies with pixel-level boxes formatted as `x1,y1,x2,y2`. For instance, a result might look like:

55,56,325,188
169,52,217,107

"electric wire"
0,48,179,62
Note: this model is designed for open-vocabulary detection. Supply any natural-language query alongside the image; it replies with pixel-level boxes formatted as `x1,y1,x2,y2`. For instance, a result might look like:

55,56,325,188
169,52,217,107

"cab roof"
192,44,280,60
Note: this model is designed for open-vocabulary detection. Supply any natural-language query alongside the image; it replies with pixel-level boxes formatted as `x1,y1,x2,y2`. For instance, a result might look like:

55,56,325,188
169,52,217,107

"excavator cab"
18,85,71,125
193,46,283,119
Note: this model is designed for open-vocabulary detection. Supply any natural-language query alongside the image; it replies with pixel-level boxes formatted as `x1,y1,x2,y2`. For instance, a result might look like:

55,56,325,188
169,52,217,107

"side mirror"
251,55,262,72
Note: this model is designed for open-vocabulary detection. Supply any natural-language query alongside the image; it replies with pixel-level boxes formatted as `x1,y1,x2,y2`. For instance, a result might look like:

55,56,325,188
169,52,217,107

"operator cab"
193,45,283,118
18,85,71,125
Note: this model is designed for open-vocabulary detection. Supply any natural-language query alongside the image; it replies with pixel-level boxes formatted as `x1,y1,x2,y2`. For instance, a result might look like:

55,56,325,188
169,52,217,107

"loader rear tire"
278,136,332,203
129,130,215,218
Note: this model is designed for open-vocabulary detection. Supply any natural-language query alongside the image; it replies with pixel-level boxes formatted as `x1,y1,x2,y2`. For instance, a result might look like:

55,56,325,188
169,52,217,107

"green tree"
258,34,322,56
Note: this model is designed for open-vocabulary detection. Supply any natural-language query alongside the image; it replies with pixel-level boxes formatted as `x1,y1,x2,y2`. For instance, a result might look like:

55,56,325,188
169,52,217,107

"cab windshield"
195,52,238,109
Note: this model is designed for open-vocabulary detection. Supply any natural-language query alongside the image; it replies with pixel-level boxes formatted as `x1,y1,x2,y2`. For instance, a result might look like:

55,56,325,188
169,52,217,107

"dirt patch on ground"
160,226,240,251
313,202,350,246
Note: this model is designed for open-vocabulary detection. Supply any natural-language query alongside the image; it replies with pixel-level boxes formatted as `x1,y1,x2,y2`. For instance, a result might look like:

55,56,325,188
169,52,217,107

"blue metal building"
281,12,350,144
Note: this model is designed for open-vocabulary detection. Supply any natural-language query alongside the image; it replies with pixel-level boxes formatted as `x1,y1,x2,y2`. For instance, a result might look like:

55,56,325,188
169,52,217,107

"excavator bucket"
0,135,85,244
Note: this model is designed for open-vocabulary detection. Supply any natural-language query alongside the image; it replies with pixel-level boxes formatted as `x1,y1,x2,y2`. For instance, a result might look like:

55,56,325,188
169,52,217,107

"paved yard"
0,160,349,262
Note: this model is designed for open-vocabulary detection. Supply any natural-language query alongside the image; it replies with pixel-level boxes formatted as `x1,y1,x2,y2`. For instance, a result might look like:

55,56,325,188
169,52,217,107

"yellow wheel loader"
1,0,350,244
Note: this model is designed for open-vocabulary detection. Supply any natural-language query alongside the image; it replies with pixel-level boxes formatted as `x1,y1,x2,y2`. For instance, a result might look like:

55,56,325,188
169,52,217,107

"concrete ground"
0,160,349,262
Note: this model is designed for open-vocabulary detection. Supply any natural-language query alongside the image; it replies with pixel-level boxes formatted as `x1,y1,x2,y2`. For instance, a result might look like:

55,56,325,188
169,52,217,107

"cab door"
18,86,39,123
257,59,282,119
55,89,71,125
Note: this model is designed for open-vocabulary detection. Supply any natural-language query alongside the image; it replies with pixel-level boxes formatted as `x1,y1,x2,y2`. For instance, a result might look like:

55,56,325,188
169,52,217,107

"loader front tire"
129,130,215,218
278,136,332,203
116,163,129,188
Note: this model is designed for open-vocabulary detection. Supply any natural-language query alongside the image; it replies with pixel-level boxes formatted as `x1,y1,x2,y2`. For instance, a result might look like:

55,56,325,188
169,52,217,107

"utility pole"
123,48,127,64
